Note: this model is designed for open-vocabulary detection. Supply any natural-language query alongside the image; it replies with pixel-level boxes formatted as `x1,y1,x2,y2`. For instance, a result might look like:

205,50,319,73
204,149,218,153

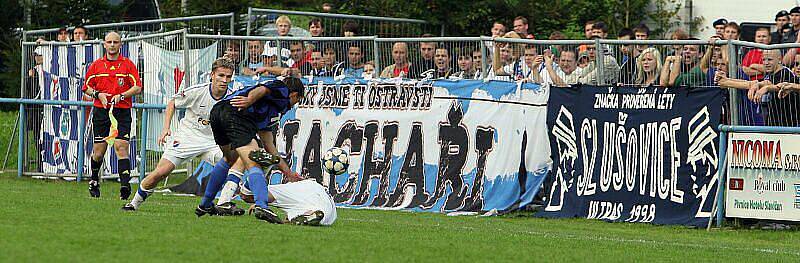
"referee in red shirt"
82,32,142,199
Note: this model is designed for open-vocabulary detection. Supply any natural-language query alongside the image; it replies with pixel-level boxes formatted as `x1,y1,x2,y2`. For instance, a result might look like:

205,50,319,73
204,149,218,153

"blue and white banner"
268,77,551,213
141,41,217,150
37,43,140,176
539,85,723,226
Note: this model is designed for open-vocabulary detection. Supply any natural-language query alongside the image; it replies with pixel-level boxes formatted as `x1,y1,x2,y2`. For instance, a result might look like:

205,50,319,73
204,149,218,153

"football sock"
118,158,131,185
200,159,231,208
216,170,243,205
90,158,102,182
130,185,153,209
246,167,269,209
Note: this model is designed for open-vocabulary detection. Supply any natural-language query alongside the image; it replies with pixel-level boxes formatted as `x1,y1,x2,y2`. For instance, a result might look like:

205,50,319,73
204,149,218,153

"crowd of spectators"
28,6,800,126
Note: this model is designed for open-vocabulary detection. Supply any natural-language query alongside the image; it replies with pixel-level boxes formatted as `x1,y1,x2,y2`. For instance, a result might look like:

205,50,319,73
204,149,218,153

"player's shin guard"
90,158,103,181
200,159,231,208
246,167,269,209
216,170,243,205
129,185,153,209
118,158,131,185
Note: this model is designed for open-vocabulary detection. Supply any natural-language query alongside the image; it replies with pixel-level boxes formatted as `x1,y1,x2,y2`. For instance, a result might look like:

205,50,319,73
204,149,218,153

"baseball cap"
713,18,728,27
777,10,790,20
791,6,800,15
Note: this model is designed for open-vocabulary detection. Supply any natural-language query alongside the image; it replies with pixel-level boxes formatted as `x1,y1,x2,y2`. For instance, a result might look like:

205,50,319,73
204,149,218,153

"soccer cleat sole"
249,149,281,168
121,203,136,211
195,205,218,217
253,207,283,224
289,210,324,226
216,202,245,216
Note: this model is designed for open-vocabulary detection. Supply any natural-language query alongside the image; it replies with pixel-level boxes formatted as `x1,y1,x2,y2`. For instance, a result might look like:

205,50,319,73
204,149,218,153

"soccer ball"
322,147,350,175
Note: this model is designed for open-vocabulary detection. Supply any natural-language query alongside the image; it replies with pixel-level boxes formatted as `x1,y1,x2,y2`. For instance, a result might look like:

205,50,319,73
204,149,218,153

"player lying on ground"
121,58,234,211
210,149,337,225
196,76,305,223
82,32,142,199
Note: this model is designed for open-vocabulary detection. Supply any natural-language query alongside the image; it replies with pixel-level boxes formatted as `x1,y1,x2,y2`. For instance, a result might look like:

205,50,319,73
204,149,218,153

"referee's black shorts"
92,107,132,143
210,100,258,149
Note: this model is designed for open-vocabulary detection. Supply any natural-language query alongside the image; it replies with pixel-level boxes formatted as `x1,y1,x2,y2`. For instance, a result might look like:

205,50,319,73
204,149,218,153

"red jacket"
82,55,140,109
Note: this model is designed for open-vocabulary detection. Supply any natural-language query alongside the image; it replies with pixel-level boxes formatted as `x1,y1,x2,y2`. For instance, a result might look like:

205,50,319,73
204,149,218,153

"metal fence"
11,31,800,179
22,13,236,42
245,8,439,37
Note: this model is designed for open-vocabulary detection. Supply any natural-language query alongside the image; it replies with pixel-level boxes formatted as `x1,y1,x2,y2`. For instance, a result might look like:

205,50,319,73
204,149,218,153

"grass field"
1,176,799,262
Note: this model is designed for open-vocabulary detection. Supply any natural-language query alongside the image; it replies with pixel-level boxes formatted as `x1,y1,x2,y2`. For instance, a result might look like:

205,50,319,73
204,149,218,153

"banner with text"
538,85,723,226
726,132,800,221
263,77,551,213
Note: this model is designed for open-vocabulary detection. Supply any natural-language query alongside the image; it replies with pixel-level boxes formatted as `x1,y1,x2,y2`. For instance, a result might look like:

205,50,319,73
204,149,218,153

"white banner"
726,132,800,221
265,77,552,212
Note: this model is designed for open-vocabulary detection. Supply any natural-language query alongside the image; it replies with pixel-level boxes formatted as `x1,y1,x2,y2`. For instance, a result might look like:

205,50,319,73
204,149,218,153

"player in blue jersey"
196,76,304,223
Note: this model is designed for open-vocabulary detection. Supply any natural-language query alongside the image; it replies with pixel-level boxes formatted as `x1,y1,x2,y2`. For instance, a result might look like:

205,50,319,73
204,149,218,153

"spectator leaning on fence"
578,20,595,54
363,62,376,78
579,32,620,85
57,27,70,42
323,46,345,76
344,44,364,78
741,28,771,81
455,49,476,79
724,22,740,40
72,25,88,42
472,49,484,77
246,40,292,77
82,32,142,199
380,42,411,78
548,31,567,58
667,28,689,57
633,24,650,55
545,49,582,87
666,39,705,87
432,47,452,79
617,28,637,84
523,46,549,84
416,35,437,76
491,31,525,81
773,10,790,44
308,50,328,76
243,40,265,76
718,50,800,126
222,41,242,72
635,47,662,86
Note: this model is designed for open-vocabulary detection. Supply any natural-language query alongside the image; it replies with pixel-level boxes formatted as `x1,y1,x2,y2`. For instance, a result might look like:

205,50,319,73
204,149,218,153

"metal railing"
245,8,440,37
14,31,800,180
22,13,236,42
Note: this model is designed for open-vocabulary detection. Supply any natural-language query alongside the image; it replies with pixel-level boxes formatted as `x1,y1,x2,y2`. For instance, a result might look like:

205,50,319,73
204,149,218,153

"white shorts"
161,136,222,167
242,179,337,226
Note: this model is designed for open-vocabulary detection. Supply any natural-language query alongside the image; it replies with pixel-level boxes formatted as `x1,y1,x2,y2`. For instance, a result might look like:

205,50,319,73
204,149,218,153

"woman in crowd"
635,47,662,86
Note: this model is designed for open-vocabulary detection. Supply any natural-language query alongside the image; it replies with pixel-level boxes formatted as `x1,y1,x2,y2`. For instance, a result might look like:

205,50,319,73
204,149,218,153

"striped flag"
38,42,140,177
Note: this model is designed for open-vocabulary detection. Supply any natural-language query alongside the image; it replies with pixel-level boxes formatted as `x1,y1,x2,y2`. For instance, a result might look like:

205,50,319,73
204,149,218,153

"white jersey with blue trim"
172,82,222,143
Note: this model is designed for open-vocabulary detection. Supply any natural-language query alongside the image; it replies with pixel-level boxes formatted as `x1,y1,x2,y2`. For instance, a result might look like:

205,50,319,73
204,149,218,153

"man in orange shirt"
82,32,142,199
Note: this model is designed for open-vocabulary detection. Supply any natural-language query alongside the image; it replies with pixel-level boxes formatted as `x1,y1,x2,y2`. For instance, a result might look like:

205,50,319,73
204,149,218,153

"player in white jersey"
237,155,337,225
122,58,235,211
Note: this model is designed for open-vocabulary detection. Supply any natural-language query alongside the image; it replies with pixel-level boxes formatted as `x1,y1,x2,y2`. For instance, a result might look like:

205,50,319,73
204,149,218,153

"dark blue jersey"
225,77,291,130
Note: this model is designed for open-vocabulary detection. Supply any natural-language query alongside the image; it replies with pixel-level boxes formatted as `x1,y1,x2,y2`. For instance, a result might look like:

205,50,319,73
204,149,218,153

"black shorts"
92,107,132,143
210,101,258,149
